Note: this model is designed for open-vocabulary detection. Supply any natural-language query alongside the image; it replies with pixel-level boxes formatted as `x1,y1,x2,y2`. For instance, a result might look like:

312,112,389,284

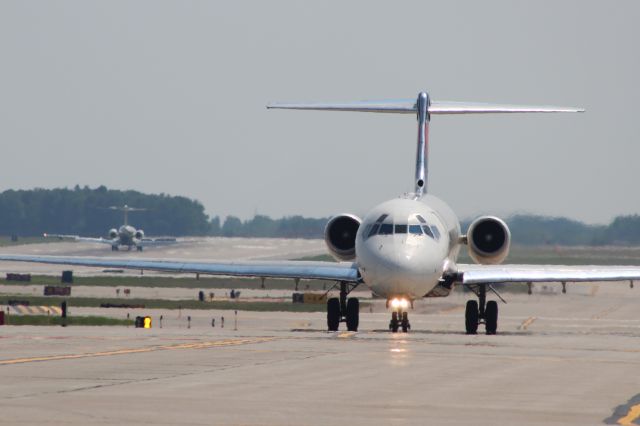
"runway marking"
0,337,275,366
607,395,640,425
592,305,621,320
618,404,640,426
10,305,62,315
338,332,356,338
518,316,537,330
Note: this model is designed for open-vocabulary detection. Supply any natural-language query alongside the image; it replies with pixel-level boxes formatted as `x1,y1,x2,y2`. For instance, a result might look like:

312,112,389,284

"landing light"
390,298,409,309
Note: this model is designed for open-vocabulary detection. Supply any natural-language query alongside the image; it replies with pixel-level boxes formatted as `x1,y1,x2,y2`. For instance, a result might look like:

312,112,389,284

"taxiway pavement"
1,283,639,425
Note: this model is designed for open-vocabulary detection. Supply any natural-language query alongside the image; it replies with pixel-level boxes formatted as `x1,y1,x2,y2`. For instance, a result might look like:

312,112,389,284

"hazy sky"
1,1,638,224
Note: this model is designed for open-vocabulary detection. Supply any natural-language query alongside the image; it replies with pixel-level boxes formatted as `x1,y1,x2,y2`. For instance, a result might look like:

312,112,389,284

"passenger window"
422,225,434,238
368,224,380,238
431,226,441,240
379,224,393,235
409,225,423,235
394,224,407,234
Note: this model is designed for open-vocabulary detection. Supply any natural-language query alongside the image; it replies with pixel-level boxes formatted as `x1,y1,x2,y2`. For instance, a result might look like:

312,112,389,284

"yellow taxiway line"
618,404,640,426
0,337,275,366
519,316,537,330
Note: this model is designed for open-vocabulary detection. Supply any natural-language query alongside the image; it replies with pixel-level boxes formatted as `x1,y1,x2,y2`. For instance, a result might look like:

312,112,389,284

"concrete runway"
1,283,640,425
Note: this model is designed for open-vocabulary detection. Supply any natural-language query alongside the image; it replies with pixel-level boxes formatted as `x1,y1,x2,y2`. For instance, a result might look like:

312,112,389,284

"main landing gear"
465,283,499,335
388,298,411,333
111,245,119,251
327,281,360,332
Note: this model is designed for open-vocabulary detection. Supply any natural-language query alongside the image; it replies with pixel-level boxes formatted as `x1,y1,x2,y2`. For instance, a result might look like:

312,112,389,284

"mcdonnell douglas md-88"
44,205,176,252
5,91,640,334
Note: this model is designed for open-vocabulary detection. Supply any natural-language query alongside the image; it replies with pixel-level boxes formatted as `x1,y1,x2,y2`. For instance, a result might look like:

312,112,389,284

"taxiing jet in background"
44,205,176,251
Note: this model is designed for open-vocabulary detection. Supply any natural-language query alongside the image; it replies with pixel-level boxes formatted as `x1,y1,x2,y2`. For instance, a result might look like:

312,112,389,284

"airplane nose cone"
370,239,442,297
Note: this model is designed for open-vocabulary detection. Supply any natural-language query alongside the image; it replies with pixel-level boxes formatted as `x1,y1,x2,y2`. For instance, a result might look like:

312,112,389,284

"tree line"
0,187,639,245
0,186,210,236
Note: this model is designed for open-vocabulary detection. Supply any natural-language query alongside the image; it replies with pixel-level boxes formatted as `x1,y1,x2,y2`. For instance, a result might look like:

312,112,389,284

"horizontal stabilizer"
267,100,416,113
267,99,584,114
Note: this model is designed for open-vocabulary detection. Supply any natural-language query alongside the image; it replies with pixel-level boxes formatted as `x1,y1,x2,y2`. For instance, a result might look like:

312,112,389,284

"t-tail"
267,92,584,197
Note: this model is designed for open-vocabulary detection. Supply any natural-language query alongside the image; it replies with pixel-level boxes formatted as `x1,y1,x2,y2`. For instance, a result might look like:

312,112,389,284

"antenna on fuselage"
267,92,584,197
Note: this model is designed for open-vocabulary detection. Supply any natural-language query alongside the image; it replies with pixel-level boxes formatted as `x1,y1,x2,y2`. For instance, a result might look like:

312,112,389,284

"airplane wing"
0,255,360,282
458,264,640,285
43,234,115,245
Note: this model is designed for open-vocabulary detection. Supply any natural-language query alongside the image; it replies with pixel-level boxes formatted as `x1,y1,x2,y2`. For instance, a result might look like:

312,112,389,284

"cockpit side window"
430,225,441,240
364,214,389,240
416,215,427,224
422,225,434,238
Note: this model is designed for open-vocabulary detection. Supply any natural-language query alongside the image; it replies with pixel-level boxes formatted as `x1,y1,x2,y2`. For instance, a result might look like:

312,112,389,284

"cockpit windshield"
363,213,441,240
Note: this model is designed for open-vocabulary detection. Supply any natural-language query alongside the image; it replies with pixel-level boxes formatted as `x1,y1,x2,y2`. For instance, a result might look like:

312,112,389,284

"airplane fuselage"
117,225,138,247
356,194,461,300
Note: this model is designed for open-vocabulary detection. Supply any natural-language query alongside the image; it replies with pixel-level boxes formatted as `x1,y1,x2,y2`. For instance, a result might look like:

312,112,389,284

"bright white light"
390,298,409,309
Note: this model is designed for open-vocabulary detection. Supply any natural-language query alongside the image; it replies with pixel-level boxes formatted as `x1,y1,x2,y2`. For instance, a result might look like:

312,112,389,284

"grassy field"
4,314,133,326
0,236,52,247
300,245,640,266
0,274,333,291
0,295,332,312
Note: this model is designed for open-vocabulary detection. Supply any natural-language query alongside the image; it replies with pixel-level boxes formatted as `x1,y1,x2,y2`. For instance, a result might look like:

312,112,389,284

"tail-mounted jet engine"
108,229,118,239
135,230,145,240
466,216,510,265
324,214,361,261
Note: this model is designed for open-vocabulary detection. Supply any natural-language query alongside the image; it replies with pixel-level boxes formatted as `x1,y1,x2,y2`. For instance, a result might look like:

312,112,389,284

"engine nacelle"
108,228,118,239
135,230,145,240
466,216,510,265
324,214,362,261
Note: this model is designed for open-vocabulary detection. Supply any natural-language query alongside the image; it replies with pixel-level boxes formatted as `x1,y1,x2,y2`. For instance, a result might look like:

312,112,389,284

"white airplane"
44,205,176,252
4,91,640,334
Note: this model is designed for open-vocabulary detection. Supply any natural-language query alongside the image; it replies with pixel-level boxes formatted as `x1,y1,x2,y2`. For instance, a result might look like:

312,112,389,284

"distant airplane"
44,205,176,251
5,91,640,335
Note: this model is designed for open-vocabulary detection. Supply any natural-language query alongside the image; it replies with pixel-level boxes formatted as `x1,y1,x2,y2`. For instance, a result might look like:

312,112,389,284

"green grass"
4,314,133,326
457,245,640,266
0,274,334,291
0,296,333,312
299,246,640,266
0,236,53,247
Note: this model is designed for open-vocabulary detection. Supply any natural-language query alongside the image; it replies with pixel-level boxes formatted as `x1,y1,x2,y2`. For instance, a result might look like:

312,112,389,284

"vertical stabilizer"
415,92,430,196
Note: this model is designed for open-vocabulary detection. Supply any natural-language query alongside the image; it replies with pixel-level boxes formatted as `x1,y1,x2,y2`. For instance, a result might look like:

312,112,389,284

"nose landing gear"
464,283,500,335
388,298,411,333
389,311,410,333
